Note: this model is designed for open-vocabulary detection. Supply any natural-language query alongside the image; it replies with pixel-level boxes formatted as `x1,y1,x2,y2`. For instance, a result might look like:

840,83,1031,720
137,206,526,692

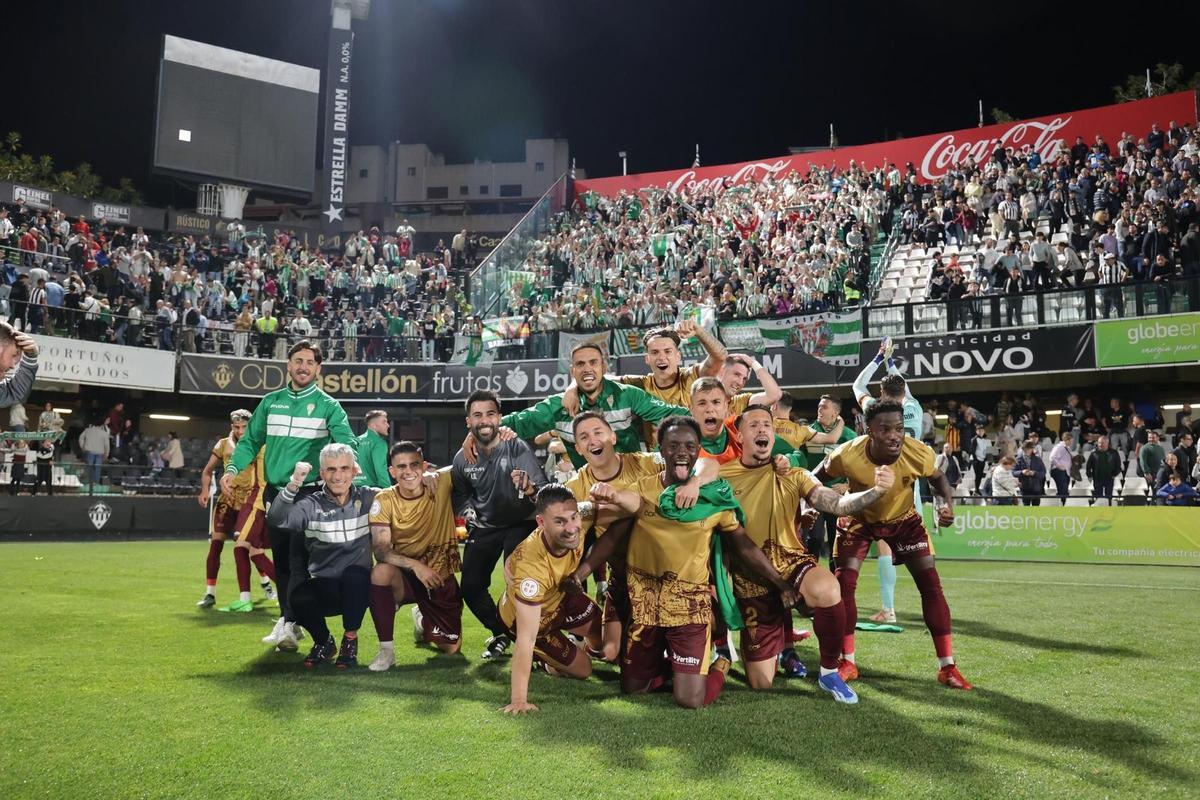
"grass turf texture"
1,542,1196,799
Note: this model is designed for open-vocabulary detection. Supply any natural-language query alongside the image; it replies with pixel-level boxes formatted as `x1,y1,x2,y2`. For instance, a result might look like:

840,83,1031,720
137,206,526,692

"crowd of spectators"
903,121,1200,320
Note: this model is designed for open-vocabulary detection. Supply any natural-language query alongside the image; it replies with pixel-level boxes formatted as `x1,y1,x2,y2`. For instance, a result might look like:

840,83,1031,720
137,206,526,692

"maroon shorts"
736,558,818,663
622,622,711,680
835,512,931,566
601,567,630,627
502,592,600,669
399,573,464,648
212,499,239,537
233,489,268,550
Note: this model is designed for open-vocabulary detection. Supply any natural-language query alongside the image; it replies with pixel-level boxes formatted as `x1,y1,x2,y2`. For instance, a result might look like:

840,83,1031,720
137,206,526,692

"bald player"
721,404,894,702
814,400,971,690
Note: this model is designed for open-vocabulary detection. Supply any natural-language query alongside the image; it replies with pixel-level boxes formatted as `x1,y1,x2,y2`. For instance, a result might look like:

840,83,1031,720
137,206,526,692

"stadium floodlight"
52,408,72,415
149,414,191,421
618,151,627,176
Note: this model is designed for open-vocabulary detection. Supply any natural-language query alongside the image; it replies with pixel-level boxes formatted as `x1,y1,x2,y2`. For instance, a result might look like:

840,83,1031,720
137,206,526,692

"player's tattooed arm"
723,527,799,608
805,465,894,516
370,525,443,588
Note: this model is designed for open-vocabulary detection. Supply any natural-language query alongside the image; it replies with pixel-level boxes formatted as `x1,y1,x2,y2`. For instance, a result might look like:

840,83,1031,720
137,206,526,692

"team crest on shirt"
519,578,540,599
370,501,381,516
306,403,315,415
354,499,361,513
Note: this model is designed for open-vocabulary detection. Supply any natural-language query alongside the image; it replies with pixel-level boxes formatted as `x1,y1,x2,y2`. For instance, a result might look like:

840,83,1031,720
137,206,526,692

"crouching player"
367,441,464,670
267,445,376,669
499,484,603,715
814,400,971,690
721,405,893,702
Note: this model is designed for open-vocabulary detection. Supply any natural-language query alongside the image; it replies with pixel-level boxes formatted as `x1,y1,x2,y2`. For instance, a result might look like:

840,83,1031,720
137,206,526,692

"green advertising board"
1094,312,1200,368
929,506,1200,567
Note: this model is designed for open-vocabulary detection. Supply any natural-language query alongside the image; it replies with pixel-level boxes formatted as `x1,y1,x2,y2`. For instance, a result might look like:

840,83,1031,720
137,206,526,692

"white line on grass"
942,577,1200,592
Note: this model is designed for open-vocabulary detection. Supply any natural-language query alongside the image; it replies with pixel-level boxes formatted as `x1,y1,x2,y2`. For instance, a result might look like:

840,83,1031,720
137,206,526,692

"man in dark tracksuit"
267,446,377,669
452,390,548,660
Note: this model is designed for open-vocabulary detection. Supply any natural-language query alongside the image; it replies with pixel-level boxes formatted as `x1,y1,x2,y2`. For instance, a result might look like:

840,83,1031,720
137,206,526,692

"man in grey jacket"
267,444,377,669
0,321,40,410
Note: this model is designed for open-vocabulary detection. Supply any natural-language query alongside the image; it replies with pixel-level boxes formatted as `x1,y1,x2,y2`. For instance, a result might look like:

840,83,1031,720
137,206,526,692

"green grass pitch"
1,541,1196,799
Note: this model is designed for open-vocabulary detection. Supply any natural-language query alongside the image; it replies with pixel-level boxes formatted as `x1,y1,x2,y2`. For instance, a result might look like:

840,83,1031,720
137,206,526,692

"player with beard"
720,353,782,416
485,343,689,469
452,390,549,660
566,416,797,709
561,411,720,661
721,405,892,702
801,394,859,563
196,409,275,611
813,400,971,690
690,377,845,465
563,320,725,447
221,341,357,651
367,441,464,670
498,485,604,715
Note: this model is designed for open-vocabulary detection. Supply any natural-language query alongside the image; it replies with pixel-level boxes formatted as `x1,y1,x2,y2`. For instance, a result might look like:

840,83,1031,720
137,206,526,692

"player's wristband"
873,354,884,365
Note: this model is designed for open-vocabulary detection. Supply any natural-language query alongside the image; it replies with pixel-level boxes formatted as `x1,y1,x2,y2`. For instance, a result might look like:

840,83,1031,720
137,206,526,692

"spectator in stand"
161,431,184,479
1138,429,1166,482
965,424,991,492
1049,432,1074,504
1085,436,1121,505
1171,432,1195,485
1014,441,1047,506
38,402,63,433
991,456,1020,505
80,418,109,485
9,400,28,433
1104,398,1131,464
32,437,54,495
8,440,28,494
935,442,962,490
1156,471,1199,506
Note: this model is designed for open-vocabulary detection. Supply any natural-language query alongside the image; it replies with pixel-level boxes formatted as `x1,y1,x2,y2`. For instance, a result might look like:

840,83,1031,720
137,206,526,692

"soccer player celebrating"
367,441,463,670
721,405,891,702
196,409,275,611
267,446,376,669
569,416,798,709
495,343,688,469
220,340,357,652
800,394,859,562
563,411,719,660
813,400,971,690
498,484,604,715
852,338,924,624
354,409,391,489
720,353,781,416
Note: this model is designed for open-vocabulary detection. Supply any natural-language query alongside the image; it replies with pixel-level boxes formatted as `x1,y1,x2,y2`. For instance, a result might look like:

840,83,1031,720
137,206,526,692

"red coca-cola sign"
575,91,1197,197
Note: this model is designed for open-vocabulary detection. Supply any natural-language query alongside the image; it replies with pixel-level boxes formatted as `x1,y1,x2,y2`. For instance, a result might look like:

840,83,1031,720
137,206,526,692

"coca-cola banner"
575,92,1197,197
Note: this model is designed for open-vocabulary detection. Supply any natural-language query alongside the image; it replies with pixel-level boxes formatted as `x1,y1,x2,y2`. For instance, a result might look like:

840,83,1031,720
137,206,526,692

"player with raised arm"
721,404,893,701
196,409,275,610
367,441,464,670
498,484,604,715
814,400,971,690
719,353,782,416
567,416,798,709
851,337,924,624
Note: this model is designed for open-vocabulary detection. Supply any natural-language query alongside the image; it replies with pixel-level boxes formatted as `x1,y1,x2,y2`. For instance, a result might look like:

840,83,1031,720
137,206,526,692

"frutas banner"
931,506,1200,567
1094,312,1200,368
575,92,1197,197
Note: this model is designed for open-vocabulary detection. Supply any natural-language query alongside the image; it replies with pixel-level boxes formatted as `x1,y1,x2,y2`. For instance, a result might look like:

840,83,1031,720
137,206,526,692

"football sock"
702,665,727,706
234,547,251,593
204,584,216,597
205,540,224,583
344,631,357,640
379,641,395,651
911,566,954,659
842,651,856,664
834,566,859,657
250,553,276,582
369,584,396,642
938,656,955,668
240,591,251,603
813,603,846,670
819,667,838,677
878,554,896,610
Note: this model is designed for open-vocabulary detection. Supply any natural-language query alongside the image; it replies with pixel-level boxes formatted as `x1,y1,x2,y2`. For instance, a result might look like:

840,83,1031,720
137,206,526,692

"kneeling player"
722,405,893,702
499,485,602,715
814,400,971,690
267,446,376,669
368,441,464,669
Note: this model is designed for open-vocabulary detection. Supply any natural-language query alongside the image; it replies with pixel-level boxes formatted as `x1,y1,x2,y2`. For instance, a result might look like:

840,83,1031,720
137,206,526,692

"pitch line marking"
941,577,1200,592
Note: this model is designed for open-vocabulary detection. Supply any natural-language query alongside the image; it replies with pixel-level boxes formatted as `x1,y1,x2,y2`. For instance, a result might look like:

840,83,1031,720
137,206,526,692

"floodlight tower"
321,0,371,237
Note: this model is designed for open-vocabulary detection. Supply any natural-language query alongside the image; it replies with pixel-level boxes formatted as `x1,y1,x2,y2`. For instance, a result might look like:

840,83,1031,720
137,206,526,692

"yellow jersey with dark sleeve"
772,419,816,450
625,473,740,627
565,451,662,537
368,468,460,579
719,461,821,598
822,436,935,524
213,437,264,510
618,363,702,447
728,391,754,416
498,528,583,634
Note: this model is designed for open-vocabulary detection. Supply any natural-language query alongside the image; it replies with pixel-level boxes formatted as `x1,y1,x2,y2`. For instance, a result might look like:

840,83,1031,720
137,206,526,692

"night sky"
5,0,1198,204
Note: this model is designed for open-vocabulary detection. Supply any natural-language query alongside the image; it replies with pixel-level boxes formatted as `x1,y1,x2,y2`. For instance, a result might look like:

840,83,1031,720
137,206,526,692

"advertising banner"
11,183,53,210
879,324,1095,380
1094,312,1200,368
933,506,1200,567
575,92,1197,197
321,25,353,238
179,353,574,402
721,310,861,366
30,334,177,392
0,496,208,537
91,202,131,225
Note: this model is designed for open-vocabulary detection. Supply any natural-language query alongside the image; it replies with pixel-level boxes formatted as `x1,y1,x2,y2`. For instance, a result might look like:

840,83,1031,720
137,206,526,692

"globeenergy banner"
932,506,1200,567
575,92,1197,196
720,310,861,366
1094,312,1200,368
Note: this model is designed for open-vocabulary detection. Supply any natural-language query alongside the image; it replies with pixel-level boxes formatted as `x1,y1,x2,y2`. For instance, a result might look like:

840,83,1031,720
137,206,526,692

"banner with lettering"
720,311,862,366
575,92,1197,197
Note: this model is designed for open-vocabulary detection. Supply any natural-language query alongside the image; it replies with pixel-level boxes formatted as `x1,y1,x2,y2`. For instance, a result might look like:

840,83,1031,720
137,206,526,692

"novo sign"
887,325,1095,380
